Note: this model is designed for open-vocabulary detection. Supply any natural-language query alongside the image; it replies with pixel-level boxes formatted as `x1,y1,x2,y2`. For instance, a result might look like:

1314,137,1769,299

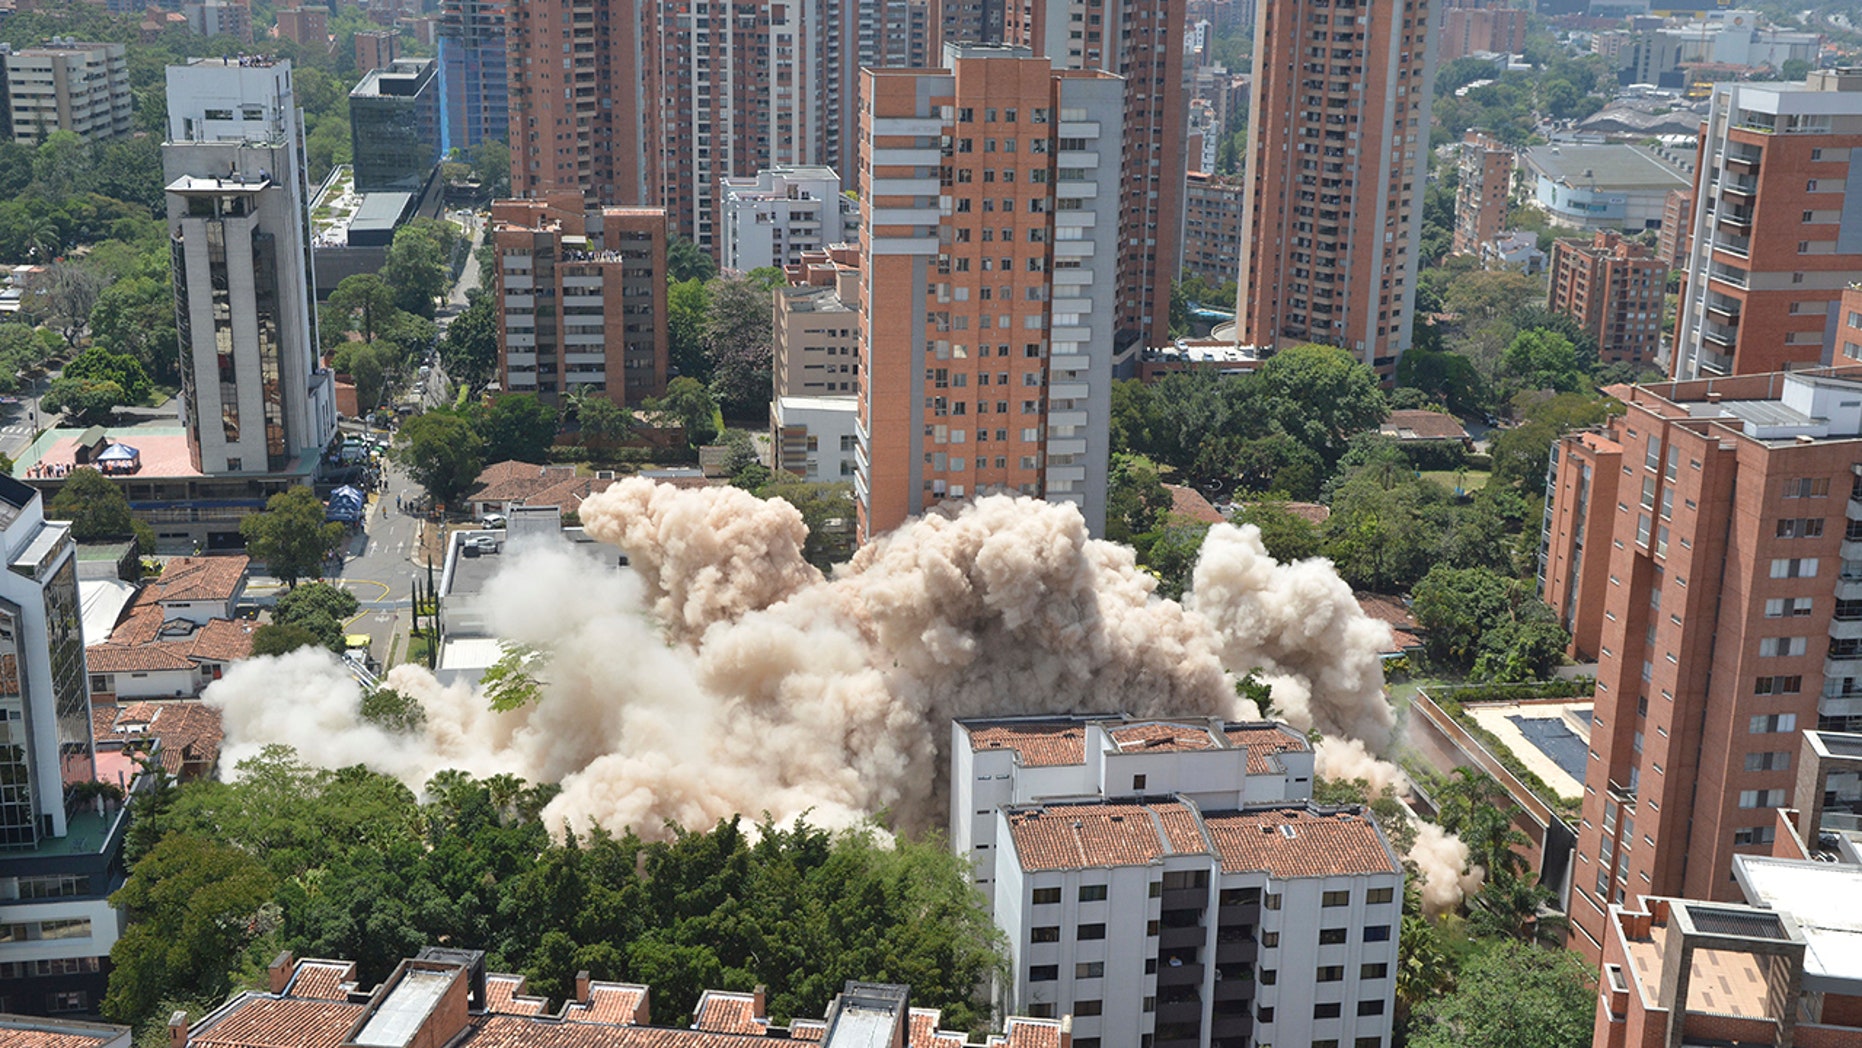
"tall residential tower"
1237,0,1439,377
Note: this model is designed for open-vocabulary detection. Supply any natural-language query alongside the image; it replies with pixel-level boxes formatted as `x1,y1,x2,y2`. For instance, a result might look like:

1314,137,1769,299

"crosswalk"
1,424,32,436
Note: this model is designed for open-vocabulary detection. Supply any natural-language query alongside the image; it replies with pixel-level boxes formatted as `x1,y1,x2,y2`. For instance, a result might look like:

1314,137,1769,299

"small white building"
1482,230,1546,274
719,167,851,272
771,395,858,482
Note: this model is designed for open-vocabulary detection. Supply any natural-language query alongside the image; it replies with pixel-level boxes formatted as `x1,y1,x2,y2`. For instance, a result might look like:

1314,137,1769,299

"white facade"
772,395,858,482
164,58,335,477
992,799,1402,1048
1,41,133,144
950,715,1316,914
720,167,851,273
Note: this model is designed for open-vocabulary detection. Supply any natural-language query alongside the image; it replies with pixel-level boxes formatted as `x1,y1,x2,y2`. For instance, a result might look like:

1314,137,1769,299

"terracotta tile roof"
966,723,1087,767
93,701,224,775
486,976,549,1017
1007,801,1198,871
471,462,578,504
288,960,357,1001
525,475,619,512
690,992,761,1035
1201,808,1400,879
86,642,198,673
786,1021,824,1042
106,602,165,645
1354,594,1423,654
466,1015,770,1048
928,1035,967,1048
1222,725,1310,775
1238,500,1330,525
997,1018,1064,1048
0,1032,118,1048
1108,721,1220,753
1380,409,1469,442
191,996,365,1048
1153,804,1212,855
1162,483,1225,525
563,984,648,1025
189,618,257,663
149,555,249,604
907,1009,938,1047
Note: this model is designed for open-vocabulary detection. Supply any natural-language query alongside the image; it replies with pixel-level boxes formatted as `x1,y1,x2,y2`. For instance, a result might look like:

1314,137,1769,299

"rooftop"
962,714,1309,773
0,1016,130,1048
149,555,249,604
1735,855,1862,991
1521,142,1693,190
1162,484,1225,526
14,428,203,480
1005,799,1400,878
1380,409,1470,442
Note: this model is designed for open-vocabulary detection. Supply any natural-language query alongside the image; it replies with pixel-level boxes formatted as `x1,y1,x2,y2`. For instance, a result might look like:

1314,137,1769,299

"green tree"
392,411,485,508
239,487,347,588
577,396,633,449
23,261,106,345
103,834,278,1025
1501,328,1585,393
1489,391,1623,490
381,223,451,318
1234,501,1324,562
1408,940,1596,1048
1138,524,1209,601
647,377,720,446
1254,342,1389,465
667,278,711,384
476,393,559,463
438,290,497,393
756,477,853,569
1409,565,1517,671
65,345,152,403
42,376,128,425
360,687,426,733
249,622,322,657
325,273,398,343
89,275,180,385
272,581,360,651
467,139,511,197
48,467,153,551
703,276,776,420
667,234,718,283
1106,453,1171,544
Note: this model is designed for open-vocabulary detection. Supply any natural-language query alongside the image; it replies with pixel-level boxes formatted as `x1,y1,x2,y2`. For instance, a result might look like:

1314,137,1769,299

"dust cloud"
205,481,1474,906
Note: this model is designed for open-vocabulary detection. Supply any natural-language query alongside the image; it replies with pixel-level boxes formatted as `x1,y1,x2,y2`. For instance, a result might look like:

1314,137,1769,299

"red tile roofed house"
991,799,1401,1048
144,554,250,623
92,700,224,780
86,612,256,703
1378,409,1471,446
1161,483,1225,526
0,1015,130,1048
466,462,619,520
179,950,1061,1048
1354,593,1425,659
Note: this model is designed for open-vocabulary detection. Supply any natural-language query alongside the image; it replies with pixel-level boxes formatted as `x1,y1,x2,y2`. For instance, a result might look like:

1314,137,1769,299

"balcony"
1159,925,1206,951
1701,322,1738,350
1716,210,1754,235
1705,298,1742,325
1833,619,1862,641
1157,962,1205,987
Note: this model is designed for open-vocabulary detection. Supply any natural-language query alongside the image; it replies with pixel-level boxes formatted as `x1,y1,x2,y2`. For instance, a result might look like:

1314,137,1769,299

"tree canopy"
392,411,486,508
1408,939,1596,1048
47,467,154,551
238,487,346,588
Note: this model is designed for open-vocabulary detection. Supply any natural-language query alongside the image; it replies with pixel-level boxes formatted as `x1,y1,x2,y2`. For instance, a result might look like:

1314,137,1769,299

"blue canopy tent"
325,485,365,524
94,442,141,475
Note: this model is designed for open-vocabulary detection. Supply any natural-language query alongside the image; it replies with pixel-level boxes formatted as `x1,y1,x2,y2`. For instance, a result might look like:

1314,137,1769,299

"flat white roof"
777,395,859,413
1736,855,1862,990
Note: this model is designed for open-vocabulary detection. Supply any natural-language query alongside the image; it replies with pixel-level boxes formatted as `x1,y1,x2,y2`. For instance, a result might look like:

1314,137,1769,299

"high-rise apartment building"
1546,230,1668,368
1539,367,1862,960
1437,0,1525,62
855,46,1122,539
1451,130,1511,258
435,0,507,154
0,41,132,144
774,251,861,398
275,6,330,48
1181,171,1245,286
1237,0,1440,378
348,59,440,193
491,193,669,408
355,29,400,71
184,1,255,43
1670,72,1862,380
931,0,1004,49
164,58,335,477
1657,185,1693,270
1004,0,1188,345
720,167,852,273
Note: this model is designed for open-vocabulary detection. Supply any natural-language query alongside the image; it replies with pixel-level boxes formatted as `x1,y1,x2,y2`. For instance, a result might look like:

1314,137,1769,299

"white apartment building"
992,799,1402,1048
720,167,852,273
1,40,132,144
163,57,335,476
772,396,858,482
952,715,1316,909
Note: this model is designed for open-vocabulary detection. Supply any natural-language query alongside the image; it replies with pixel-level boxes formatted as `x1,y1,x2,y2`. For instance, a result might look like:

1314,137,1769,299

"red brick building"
274,5,328,47
1548,230,1669,368
1438,0,1526,61
1540,367,1862,960
1237,0,1437,378
1181,171,1244,285
1452,130,1513,258
1657,186,1693,270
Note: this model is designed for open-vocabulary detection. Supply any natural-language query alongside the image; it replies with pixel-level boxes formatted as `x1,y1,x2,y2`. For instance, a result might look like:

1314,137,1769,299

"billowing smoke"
205,482,1472,907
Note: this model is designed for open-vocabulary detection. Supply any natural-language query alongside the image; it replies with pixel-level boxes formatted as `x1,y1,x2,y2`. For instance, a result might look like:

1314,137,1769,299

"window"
1783,477,1831,498
1026,1003,1055,1018
1739,789,1786,809
1313,1003,1342,1019
1260,931,1280,947
1750,713,1798,734
1079,884,1107,902
1357,1039,1384,1048
1264,893,1282,910
1364,925,1391,942
1031,887,1061,905
1260,969,1278,985
1777,518,1826,538
1028,965,1058,982
1366,887,1394,904
1735,826,1777,845
1745,751,1790,772
1358,1000,1386,1016
1132,774,1147,790
1074,1000,1102,1016
1758,637,1808,657
1754,675,1802,695
1076,961,1104,979
1766,597,1815,618
1317,965,1344,982
1031,926,1060,942
1319,928,1348,944
1257,1007,1275,1023
1770,557,1819,578
1077,923,1106,940
1361,963,1388,979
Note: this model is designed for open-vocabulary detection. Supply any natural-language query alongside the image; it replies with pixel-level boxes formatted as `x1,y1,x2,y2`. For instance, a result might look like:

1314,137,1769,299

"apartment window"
1074,1000,1102,1017
1316,965,1344,982
1738,789,1786,809
1766,597,1814,618
1358,1000,1386,1016
1735,826,1777,845
1260,931,1280,947
1076,961,1104,979
1319,928,1348,945
1132,774,1146,790
1745,751,1790,772
1077,923,1106,941
1079,884,1108,902
1313,1003,1342,1019
1258,1007,1275,1023
1357,1040,1384,1048
1364,925,1391,942
1028,965,1058,982
1777,518,1826,538
1366,887,1394,904
1754,676,1802,695
1260,969,1278,986
1031,926,1060,942
1032,888,1061,904
1770,558,1819,579
1321,890,1350,907
1783,477,1831,498
1361,963,1389,979
1758,637,1808,657
1750,713,1798,734
1264,893,1282,910
1026,1004,1055,1018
